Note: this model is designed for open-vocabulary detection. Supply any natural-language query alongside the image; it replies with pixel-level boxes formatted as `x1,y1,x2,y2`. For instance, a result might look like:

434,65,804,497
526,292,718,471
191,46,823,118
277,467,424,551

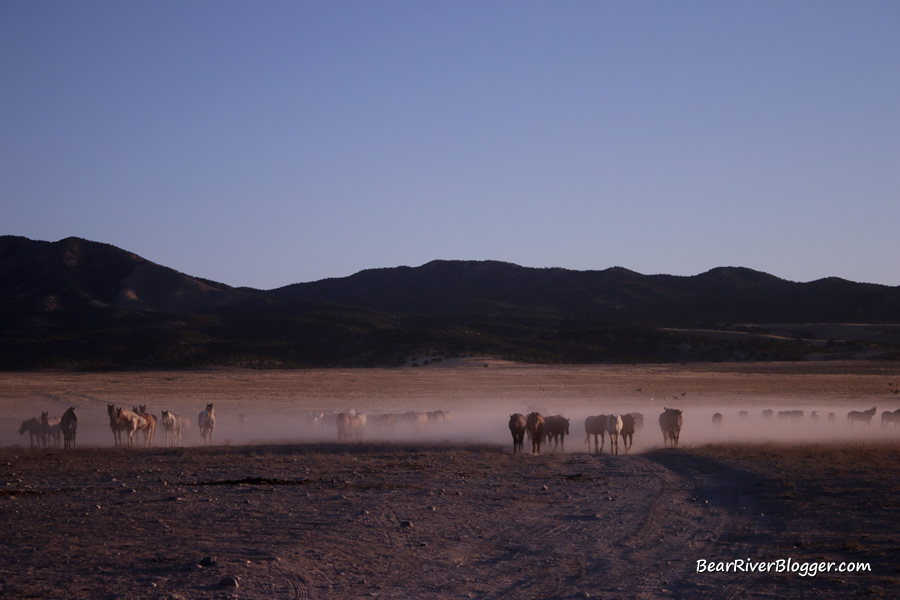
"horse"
41,411,62,447
606,414,623,456
544,415,570,453
881,409,900,428
525,412,545,455
134,405,157,447
584,414,607,454
336,412,365,442
19,418,46,448
508,413,527,453
116,408,147,448
60,407,77,449
847,407,876,427
659,407,684,447
107,404,128,447
620,413,637,452
161,410,186,447
199,403,216,445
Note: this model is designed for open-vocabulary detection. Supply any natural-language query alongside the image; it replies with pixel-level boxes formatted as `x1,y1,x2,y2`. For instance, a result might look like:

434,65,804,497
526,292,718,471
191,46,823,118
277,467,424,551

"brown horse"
508,413,527,453
881,409,900,428
584,414,607,454
544,415,570,453
60,407,77,449
525,412,545,455
199,403,216,445
19,418,46,448
659,407,683,447
108,404,127,447
620,413,637,452
847,407,876,427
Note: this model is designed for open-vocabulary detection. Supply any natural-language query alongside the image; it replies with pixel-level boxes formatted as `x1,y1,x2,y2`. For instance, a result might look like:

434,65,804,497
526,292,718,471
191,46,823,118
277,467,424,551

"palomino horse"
544,415,570,453
19,417,46,448
606,414,623,456
60,407,77,449
199,403,216,445
161,410,188,447
116,408,147,448
659,407,684,447
508,413,527,453
847,407,876,427
525,412,545,455
133,405,158,447
584,414,607,455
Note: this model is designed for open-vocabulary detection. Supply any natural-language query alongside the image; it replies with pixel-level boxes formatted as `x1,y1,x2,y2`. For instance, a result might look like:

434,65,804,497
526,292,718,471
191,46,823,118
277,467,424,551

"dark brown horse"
544,415,570,453
659,407,683,447
60,407,77,449
526,412,545,455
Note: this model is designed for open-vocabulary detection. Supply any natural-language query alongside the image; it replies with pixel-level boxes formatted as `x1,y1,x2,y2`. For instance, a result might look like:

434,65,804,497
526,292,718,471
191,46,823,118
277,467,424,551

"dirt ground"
1,360,899,599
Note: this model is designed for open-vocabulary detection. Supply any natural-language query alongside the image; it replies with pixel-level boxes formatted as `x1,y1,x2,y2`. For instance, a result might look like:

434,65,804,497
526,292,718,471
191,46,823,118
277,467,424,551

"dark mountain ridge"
1,236,898,369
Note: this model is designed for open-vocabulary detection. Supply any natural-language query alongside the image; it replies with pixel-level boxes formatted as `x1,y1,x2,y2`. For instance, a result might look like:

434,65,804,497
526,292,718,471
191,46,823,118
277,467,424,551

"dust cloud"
8,397,896,452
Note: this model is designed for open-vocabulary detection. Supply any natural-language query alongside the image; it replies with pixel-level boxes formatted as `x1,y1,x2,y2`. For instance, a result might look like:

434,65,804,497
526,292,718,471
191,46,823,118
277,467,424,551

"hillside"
1,236,898,369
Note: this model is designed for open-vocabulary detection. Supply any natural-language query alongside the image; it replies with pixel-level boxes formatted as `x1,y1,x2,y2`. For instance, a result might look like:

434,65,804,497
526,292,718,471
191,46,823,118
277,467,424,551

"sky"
2,1,898,289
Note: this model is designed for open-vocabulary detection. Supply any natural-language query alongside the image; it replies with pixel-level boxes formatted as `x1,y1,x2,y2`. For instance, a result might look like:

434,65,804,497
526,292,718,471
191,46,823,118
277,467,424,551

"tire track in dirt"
0,445,783,599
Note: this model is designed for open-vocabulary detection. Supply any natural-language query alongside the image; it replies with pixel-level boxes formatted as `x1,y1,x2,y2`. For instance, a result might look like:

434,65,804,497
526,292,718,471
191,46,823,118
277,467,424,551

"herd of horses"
16,403,216,449
713,406,897,428
509,407,684,456
16,402,900,451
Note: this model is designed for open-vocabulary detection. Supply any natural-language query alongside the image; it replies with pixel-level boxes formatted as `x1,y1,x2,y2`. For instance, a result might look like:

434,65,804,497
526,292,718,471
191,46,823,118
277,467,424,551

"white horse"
606,414,623,456
199,404,216,445
161,410,187,447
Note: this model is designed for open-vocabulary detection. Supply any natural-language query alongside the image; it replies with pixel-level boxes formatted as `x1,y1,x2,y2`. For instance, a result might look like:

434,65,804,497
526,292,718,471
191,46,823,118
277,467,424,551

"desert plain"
1,360,899,599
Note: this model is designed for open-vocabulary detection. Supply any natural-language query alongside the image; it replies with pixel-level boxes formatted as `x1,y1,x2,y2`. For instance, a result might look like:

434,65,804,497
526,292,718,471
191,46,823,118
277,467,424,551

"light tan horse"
41,411,62,447
508,413,527,453
199,403,216,445
336,412,365,441
134,405,157,447
60,407,77,449
116,407,147,448
525,412,545,455
659,407,684,447
584,414,607,454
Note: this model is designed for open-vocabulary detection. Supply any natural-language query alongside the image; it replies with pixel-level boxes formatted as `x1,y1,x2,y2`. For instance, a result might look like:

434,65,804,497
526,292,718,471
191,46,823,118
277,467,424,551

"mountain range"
2,235,898,369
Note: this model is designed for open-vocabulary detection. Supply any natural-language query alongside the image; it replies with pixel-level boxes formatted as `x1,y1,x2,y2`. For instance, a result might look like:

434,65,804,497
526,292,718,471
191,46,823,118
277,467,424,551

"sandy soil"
1,361,899,598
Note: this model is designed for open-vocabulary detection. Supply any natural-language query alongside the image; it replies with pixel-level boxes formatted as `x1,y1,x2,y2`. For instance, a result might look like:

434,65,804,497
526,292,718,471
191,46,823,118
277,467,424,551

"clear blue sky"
3,1,898,289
